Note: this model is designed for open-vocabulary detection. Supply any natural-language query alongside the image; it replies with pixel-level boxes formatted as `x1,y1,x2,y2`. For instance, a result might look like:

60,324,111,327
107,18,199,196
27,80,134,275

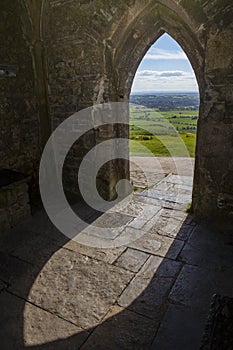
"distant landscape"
129,92,199,157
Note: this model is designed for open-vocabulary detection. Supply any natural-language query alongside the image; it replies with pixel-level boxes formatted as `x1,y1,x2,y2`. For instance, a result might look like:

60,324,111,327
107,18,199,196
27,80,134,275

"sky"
131,33,199,93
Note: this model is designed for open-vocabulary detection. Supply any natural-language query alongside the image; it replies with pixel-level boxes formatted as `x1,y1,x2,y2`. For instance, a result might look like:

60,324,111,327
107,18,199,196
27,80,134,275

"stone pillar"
192,24,233,222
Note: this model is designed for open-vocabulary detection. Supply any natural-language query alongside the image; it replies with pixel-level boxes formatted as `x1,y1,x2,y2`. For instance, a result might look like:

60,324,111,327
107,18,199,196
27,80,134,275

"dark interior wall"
44,0,104,193
0,0,40,179
43,0,132,195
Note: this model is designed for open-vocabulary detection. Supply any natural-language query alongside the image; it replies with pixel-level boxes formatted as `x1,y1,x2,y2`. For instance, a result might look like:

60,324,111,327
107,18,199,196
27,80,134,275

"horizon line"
130,91,199,95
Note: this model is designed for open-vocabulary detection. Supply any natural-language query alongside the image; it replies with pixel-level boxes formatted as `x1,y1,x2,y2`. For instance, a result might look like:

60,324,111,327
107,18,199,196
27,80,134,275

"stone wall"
42,0,233,220
0,1,41,182
0,170,31,232
44,0,131,196
193,8,233,221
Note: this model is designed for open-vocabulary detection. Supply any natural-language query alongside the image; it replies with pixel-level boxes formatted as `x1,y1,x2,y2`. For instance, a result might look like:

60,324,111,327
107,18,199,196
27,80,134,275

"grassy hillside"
129,101,198,157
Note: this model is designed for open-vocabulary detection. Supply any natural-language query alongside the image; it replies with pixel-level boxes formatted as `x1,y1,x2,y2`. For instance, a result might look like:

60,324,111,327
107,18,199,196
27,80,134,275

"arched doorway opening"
109,3,205,218
129,33,200,198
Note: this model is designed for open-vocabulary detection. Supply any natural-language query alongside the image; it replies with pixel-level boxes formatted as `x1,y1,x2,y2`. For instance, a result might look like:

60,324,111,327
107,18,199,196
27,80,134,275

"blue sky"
131,33,199,93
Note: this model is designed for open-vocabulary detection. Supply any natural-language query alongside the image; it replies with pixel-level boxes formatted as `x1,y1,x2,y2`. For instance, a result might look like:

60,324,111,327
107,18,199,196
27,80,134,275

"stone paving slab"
150,304,206,350
116,199,160,219
118,256,181,319
0,291,29,350
142,188,191,205
64,240,126,264
74,197,161,243
169,264,233,309
119,275,174,319
130,157,194,178
179,225,233,268
173,183,193,191
107,197,161,231
0,251,33,289
73,224,146,250
130,171,164,191
165,174,193,186
90,211,134,228
24,299,89,348
136,193,189,211
0,291,89,350
81,306,158,350
159,208,194,223
114,248,149,272
79,212,134,240
24,248,134,329
128,230,184,259
127,205,161,229
149,215,194,241
11,233,65,266
150,181,173,192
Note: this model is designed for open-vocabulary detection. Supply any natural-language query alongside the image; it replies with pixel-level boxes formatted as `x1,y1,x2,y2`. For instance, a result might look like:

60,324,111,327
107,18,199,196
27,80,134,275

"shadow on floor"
0,196,233,350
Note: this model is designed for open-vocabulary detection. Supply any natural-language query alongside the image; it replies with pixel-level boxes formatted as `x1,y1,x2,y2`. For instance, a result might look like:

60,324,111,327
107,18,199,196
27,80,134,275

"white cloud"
160,72,183,77
136,70,186,78
132,70,198,92
144,48,187,60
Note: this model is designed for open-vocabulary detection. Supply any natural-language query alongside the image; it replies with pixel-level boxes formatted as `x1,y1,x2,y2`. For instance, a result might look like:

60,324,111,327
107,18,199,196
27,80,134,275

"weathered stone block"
118,255,181,318
114,248,149,272
25,248,134,329
81,305,158,350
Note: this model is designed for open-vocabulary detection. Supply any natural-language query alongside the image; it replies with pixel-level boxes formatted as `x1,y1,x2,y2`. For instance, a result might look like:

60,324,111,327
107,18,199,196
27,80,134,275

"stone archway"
111,6,205,99
40,0,233,222
106,1,205,219
104,1,233,222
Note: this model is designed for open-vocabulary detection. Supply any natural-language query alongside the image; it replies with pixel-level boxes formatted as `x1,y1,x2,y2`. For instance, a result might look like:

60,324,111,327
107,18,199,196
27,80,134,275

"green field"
130,105,198,157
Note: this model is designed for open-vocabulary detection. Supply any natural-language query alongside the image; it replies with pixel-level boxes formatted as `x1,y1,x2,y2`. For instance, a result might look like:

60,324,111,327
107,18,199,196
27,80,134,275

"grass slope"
130,105,198,157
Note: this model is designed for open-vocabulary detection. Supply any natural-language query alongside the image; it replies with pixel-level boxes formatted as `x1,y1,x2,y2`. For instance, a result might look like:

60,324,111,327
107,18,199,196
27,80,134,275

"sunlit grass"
130,105,197,157
130,133,196,157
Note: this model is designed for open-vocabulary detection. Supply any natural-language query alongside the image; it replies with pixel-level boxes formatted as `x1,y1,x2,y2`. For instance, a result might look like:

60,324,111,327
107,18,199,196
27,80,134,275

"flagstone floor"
0,157,232,350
